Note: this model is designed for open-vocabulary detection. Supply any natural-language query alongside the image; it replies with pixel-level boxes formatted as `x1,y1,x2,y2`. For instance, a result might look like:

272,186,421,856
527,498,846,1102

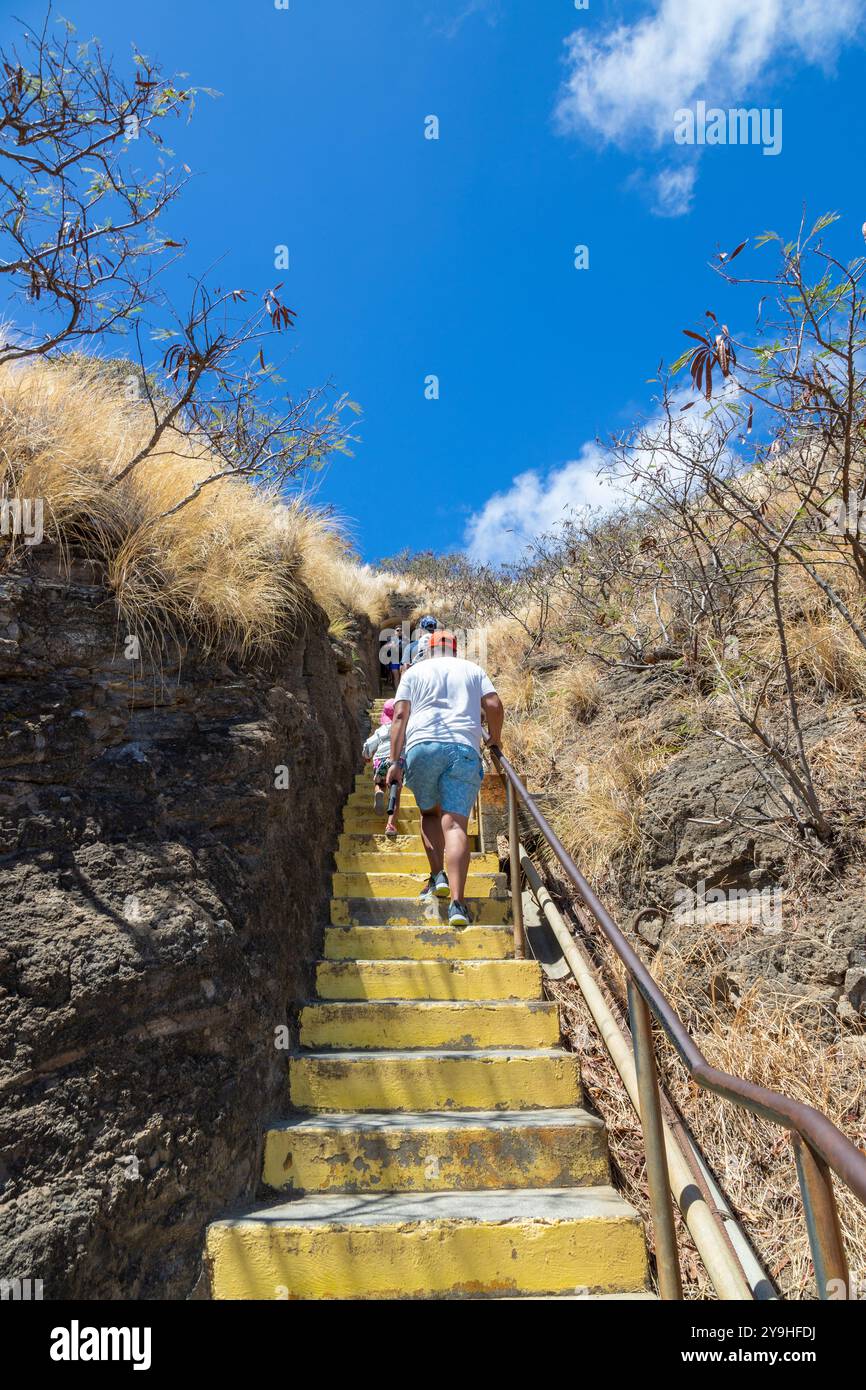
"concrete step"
299,999,560,1050
338,832,461,853
340,814,427,834
338,831,481,853
346,789,420,809
323,925,514,961
335,851,499,874
315,958,542,1002
500,1291,658,1301
206,1187,648,1300
289,1047,582,1112
341,809,480,832
262,1108,610,1194
332,870,506,901
330,897,510,927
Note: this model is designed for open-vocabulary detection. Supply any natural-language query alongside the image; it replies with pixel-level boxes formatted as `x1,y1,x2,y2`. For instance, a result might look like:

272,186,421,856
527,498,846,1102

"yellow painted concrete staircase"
205,699,651,1299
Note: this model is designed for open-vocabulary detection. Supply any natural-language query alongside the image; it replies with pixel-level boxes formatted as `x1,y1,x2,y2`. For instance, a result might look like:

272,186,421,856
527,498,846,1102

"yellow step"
335,851,499,873
299,999,559,1050
330,897,510,926
315,959,542,1001
206,1187,648,1299
338,834,481,855
289,1048,581,1111
340,816,480,837
262,1108,610,1193
331,871,505,899
340,815,425,834
323,925,514,960
338,833,427,852
346,790,419,808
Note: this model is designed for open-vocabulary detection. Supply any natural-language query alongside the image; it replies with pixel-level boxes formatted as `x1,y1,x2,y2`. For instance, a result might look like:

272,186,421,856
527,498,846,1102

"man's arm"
481,692,504,748
387,699,411,783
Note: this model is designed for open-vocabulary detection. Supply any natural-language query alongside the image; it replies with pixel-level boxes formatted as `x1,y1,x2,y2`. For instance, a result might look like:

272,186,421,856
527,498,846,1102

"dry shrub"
0,358,399,657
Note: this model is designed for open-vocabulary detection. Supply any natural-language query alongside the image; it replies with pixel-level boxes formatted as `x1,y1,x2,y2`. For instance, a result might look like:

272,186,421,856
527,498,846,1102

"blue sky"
5,0,866,563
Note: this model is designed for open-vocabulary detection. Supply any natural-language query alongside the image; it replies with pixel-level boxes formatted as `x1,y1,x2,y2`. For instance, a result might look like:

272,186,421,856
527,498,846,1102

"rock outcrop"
0,545,376,1298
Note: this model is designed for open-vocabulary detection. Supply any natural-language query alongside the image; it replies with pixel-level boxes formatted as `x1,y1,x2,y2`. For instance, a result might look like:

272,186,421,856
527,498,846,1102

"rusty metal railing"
488,744,866,1301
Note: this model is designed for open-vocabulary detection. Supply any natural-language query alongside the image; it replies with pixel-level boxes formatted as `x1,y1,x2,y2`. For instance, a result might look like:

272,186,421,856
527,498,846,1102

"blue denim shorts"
405,741,484,818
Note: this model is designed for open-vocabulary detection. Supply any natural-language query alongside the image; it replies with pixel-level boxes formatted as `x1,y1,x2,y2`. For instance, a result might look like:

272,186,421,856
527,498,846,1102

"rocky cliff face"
0,545,376,1299
601,665,866,1035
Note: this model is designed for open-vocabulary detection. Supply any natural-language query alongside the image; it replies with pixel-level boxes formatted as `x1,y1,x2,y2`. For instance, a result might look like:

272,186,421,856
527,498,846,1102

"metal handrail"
488,743,866,1300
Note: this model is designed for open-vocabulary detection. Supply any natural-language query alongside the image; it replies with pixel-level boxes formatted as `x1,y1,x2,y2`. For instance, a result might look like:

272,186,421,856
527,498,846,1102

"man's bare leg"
420,805,445,876
442,811,470,903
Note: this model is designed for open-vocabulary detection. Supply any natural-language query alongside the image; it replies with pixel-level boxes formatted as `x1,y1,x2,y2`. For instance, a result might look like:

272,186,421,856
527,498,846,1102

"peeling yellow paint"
315,959,543,1002
207,1211,647,1300
299,1000,559,1050
322,926,513,961
289,1050,582,1112
263,1118,609,1194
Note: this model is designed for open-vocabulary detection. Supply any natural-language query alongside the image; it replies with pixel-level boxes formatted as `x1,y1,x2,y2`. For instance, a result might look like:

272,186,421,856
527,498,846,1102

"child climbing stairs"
204,700,652,1299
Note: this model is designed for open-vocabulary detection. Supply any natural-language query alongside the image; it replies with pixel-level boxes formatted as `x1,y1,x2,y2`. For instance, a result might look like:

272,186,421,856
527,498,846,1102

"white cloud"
651,164,698,218
437,0,501,39
464,443,622,565
464,391,734,565
556,0,862,148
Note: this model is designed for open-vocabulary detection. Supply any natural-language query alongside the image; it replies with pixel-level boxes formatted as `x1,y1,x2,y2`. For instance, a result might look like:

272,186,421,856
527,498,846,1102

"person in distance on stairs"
386,631,504,925
400,613,439,673
362,699,405,836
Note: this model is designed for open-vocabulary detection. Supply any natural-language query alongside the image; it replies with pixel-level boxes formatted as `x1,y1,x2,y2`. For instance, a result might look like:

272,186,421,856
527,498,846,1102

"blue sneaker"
448,900,470,926
433,871,449,899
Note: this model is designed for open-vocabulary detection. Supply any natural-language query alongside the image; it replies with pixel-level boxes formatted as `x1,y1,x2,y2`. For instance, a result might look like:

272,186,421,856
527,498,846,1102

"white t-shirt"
394,656,496,753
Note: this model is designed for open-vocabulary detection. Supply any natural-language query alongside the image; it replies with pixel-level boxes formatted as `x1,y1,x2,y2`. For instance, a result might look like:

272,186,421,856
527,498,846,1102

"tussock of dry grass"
785,616,866,698
550,732,669,888
0,358,400,657
550,662,601,722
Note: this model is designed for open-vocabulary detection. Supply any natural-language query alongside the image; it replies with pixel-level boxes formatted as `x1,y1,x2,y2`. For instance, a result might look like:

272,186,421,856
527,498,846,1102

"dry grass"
549,732,669,889
785,615,866,698
550,661,601,722
0,358,400,657
660,974,866,1298
548,904,866,1299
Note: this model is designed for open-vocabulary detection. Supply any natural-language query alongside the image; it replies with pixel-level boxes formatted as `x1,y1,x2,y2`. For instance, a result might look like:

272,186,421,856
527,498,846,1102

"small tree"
0,7,357,512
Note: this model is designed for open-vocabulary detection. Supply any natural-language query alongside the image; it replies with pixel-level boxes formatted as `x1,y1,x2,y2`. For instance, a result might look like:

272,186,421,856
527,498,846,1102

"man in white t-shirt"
387,631,504,925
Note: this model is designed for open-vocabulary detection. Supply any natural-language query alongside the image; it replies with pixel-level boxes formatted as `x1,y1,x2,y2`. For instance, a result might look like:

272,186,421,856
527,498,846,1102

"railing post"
506,778,526,960
793,1135,850,1299
627,979,683,1300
